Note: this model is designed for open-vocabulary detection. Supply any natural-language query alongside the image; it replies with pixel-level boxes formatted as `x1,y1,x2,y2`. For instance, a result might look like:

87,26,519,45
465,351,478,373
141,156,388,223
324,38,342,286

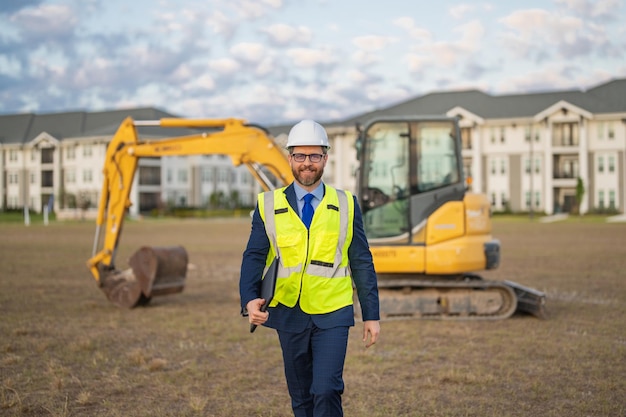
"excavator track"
370,274,546,321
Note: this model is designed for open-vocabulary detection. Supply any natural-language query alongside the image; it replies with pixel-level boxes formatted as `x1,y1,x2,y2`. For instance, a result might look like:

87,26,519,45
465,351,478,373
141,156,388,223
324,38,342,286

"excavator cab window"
359,118,462,241
360,121,411,239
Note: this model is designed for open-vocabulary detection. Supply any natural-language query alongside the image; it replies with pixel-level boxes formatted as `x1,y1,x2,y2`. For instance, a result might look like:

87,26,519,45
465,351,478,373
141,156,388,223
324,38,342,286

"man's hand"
362,320,380,348
246,298,269,326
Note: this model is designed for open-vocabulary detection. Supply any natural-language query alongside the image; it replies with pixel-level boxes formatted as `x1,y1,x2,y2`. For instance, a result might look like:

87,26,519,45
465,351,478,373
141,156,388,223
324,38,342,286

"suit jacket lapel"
284,183,298,213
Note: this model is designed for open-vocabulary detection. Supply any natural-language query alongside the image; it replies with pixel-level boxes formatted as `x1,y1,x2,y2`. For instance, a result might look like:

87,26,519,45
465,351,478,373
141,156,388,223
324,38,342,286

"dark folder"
250,257,279,333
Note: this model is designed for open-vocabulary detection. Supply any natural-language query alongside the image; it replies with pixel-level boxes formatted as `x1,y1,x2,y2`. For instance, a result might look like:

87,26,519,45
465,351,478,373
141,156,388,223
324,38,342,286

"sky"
1,0,625,125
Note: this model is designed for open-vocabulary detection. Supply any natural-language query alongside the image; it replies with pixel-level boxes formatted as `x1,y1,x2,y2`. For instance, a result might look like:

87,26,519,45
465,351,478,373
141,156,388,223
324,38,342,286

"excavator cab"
358,117,466,243
356,116,546,319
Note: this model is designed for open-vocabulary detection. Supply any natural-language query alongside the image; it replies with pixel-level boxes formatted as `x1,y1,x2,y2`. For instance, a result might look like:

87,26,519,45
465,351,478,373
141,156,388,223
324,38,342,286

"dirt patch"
1,217,625,416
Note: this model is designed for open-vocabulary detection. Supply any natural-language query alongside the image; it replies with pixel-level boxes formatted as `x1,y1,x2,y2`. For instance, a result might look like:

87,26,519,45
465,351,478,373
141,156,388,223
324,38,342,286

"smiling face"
289,145,328,191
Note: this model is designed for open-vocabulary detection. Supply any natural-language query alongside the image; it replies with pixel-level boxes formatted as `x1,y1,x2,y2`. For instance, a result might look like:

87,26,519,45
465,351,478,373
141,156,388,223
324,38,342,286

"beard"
293,165,323,187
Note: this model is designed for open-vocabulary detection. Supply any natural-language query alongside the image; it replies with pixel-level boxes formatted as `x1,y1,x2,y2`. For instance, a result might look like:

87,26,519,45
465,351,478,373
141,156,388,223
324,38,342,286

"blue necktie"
302,193,315,229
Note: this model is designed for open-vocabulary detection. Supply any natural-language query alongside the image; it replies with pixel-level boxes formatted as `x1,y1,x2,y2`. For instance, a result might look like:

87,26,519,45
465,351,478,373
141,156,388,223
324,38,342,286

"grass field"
1,216,625,417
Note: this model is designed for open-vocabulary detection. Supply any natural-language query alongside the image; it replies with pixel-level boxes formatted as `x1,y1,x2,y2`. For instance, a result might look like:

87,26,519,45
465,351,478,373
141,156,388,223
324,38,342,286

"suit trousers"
277,324,349,417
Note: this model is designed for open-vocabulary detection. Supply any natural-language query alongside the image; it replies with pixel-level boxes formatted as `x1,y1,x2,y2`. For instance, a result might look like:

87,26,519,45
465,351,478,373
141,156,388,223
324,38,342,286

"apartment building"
0,108,264,216
1,78,625,216
331,78,626,215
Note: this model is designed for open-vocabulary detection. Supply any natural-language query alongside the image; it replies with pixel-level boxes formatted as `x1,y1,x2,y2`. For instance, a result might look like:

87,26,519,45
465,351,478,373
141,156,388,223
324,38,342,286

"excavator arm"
86,117,293,307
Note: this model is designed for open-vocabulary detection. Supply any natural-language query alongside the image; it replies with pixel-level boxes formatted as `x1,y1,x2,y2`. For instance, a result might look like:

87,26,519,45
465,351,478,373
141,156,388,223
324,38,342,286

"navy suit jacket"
239,183,380,333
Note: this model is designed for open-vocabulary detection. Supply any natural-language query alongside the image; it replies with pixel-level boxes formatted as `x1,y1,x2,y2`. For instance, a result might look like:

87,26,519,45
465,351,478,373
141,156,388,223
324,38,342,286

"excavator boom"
86,117,293,307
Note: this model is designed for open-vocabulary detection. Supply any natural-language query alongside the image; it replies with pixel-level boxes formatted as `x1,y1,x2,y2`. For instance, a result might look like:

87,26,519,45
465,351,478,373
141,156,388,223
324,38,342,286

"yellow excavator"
87,116,546,319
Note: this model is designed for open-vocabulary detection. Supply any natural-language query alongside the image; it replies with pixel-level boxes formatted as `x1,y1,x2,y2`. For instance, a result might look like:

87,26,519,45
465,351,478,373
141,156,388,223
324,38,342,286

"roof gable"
534,100,593,122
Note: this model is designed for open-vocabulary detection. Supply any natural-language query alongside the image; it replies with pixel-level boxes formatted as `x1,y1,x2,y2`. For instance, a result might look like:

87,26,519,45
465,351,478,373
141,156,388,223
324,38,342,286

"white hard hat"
286,119,330,149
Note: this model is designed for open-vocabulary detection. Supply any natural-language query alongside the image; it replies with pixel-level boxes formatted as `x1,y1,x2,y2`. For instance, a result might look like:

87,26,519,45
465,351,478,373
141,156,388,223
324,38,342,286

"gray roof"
0,107,177,145
337,77,626,128
2,78,625,144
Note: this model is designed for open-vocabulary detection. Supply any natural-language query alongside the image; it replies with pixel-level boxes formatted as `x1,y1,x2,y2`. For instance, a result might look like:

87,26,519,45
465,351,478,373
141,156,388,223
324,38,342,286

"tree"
575,177,585,215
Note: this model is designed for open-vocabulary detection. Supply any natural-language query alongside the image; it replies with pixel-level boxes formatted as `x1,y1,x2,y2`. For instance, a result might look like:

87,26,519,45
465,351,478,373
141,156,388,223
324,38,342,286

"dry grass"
1,216,625,416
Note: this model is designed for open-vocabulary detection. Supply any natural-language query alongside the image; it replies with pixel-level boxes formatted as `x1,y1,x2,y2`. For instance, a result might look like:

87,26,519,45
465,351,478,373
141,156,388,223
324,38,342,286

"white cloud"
498,8,613,60
351,50,380,66
347,70,369,84
236,0,283,19
186,74,216,91
230,42,267,63
393,17,431,41
0,55,22,77
449,4,474,20
555,0,621,19
11,4,77,40
170,64,194,82
456,20,485,49
405,20,484,70
261,23,312,46
404,53,431,73
352,35,396,51
255,56,275,76
285,47,336,68
209,58,241,74
500,9,582,39
208,10,237,39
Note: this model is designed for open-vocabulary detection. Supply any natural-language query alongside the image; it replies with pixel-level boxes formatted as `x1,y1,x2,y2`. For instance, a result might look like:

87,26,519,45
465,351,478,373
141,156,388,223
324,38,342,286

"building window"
83,145,93,157
490,128,496,144
524,126,531,142
552,122,579,146
525,158,531,174
66,169,76,184
608,155,615,173
500,159,506,175
525,191,531,208
202,167,212,183
67,147,76,160
609,190,615,209
139,166,161,185
500,127,505,143
83,169,93,183
177,169,188,183
41,148,54,164
218,168,229,183
30,172,36,184
491,160,496,175
42,170,53,187
535,158,541,174
598,190,605,209
461,127,472,150
9,149,18,161
598,156,604,173
166,169,173,184
597,122,605,140
608,123,615,139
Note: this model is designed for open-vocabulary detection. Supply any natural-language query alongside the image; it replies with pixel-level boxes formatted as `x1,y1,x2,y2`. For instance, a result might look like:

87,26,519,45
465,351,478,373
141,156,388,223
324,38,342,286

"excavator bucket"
99,246,188,308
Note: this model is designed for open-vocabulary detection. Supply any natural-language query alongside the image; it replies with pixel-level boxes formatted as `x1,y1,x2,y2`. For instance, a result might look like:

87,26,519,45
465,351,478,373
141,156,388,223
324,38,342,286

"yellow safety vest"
259,186,355,314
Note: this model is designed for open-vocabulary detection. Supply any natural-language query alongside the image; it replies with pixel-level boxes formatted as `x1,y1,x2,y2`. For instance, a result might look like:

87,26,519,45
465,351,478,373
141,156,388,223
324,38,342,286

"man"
240,119,380,417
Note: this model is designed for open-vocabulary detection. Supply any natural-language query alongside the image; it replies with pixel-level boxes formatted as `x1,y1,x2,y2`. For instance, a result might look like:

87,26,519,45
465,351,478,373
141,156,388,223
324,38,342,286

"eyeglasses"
291,153,325,163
